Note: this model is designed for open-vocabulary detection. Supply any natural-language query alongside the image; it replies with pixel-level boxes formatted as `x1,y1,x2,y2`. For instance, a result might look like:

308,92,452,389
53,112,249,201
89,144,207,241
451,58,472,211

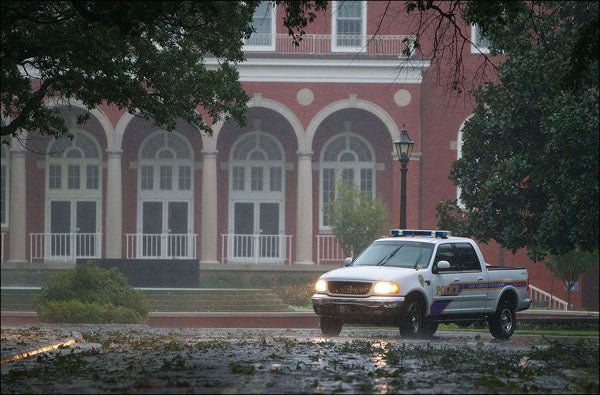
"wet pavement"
1,324,598,394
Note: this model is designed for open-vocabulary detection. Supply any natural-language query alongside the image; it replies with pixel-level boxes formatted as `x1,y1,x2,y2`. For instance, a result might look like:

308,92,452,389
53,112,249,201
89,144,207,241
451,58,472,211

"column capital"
201,149,219,157
296,151,313,158
107,149,123,157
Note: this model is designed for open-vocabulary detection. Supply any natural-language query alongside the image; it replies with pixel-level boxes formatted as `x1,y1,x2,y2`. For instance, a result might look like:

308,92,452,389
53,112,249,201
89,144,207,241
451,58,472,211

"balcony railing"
221,234,293,265
29,233,102,263
244,33,415,56
316,234,349,266
529,284,569,311
1,232,4,264
126,233,197,259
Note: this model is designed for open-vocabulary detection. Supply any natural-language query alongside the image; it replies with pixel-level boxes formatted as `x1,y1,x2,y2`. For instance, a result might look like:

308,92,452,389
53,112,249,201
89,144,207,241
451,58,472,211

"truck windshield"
352,241,434,269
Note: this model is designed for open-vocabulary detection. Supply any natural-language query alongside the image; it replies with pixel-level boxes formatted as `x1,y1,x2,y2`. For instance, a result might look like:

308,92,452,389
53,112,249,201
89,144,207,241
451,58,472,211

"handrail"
29,232,102,263
316,234,347,266
220,234,293,265
125,233,197,259
244,33,415,56
529,284,569,311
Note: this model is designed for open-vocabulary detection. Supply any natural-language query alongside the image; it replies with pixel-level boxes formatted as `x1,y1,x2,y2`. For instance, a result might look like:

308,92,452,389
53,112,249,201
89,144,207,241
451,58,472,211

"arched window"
137,131,194,258
228,132,285,262
320,133,375,228
45,131,102,260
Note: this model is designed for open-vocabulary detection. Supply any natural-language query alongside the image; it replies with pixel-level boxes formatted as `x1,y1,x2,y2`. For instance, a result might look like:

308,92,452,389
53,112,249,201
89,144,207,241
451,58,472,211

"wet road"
2,325,598,394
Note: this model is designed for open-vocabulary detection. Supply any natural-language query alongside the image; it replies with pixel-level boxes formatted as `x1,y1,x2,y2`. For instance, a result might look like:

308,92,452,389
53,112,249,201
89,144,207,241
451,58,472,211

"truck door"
453,243,488,313
429,243,463,315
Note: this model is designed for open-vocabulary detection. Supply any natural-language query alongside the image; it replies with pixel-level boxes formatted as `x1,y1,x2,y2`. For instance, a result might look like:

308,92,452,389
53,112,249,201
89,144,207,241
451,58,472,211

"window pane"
247,1,273,46
233,166,245,191
141,165,153,190
360,168,372,194
322,169,335,226
68,164,80,189
269,167,282,191
251,167,263,191
160,165,172,190
86,165,99,189
336,1,363,46
341,168,354,185
49,165,61,189
178,166,191,190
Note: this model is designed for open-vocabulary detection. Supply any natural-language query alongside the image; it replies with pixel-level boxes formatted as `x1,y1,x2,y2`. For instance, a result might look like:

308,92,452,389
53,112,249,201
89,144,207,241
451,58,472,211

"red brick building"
1,1,595,310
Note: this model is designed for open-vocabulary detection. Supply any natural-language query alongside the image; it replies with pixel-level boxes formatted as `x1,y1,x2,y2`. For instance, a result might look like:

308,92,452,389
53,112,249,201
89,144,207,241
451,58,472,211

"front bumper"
312,294,405,324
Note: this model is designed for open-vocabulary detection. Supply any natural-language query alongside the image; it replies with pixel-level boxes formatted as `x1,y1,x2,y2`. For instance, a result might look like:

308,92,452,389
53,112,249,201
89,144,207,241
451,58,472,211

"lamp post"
394,125,414,229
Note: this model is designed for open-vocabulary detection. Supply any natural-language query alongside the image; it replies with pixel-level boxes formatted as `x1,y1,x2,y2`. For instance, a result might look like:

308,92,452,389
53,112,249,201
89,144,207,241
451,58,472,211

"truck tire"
421,319,439,337
320,316,342,336
399,296,425,338
489,297,516,340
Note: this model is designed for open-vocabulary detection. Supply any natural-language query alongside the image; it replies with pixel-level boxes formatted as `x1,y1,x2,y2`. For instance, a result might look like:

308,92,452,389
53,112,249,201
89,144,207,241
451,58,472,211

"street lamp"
394,125,414,229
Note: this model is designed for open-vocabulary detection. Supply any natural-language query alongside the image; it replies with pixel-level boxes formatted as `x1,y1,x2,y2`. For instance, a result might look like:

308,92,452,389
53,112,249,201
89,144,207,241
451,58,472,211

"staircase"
141,288,289,312
0,287,290,313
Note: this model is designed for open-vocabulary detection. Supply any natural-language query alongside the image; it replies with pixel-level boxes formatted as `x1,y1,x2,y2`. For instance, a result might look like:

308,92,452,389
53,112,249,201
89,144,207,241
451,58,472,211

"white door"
48,200,98,259
141,200,190,258
232,201,282,261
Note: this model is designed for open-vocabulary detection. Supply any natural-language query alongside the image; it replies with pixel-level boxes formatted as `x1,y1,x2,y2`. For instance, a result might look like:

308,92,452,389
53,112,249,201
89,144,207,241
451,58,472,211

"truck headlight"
372,282,400,295
315,279,327,293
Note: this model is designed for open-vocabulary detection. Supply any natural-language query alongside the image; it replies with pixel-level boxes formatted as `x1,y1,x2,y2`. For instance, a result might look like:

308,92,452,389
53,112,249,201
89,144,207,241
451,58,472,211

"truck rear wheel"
489,298,516,339
399,296,425,338
320,316,342,336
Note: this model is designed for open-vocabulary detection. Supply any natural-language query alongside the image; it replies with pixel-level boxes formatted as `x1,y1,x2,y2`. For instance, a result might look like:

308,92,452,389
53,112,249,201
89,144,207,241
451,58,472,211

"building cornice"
205,57,431,84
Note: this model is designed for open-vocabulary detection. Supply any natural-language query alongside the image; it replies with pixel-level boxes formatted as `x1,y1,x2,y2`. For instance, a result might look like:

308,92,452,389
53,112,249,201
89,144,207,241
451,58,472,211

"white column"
105,150,123,258
8,148,26,263
200,150,219,264
295,152,314,264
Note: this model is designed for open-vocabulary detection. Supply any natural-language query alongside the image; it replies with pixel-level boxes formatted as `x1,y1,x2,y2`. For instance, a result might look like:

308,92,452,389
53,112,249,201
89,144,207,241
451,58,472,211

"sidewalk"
2,310,597,328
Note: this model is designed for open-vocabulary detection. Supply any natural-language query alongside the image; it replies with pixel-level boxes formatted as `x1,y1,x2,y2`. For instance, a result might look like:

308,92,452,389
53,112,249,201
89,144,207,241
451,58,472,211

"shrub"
35,261,148,324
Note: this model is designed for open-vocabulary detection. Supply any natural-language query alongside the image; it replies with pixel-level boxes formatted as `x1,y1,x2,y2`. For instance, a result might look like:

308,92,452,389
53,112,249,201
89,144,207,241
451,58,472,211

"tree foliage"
434,1,599,260
322,180,390,258
0,1,327,141
544,249,599,308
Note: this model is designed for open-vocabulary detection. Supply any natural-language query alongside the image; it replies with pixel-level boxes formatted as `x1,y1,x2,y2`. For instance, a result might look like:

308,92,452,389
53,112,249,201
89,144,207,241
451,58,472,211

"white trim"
205,57,430,84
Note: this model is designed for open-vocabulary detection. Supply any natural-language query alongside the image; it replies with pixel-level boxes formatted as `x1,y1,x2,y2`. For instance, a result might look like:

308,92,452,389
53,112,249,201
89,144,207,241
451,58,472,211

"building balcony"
29,233,102,264
220,234,293,265
243,33,416,57
126,233,198,260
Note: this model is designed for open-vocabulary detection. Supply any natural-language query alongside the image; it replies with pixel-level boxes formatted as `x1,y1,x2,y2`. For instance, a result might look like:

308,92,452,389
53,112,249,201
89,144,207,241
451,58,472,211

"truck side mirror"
432,260,450,274
344,257,353,267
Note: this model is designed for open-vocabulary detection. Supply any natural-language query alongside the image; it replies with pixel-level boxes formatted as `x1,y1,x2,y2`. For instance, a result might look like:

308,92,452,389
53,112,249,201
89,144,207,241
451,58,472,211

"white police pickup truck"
312,229,532,339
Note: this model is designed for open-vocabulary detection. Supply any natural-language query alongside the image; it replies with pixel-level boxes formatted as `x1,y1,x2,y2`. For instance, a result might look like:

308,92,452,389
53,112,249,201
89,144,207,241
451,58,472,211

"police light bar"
389,229,450,238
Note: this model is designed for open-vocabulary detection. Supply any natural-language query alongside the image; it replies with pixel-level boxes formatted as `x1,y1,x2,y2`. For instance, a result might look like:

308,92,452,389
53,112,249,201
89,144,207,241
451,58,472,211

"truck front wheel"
489,298,516,340
320,316,343,336
399,296,425,338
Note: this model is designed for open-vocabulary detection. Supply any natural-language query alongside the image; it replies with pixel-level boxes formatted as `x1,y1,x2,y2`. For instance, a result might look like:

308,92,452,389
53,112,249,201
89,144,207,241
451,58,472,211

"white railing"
220,234,293,265
316,234,349,266
29,233,102,263
126,233,197,259
529,284,569,311
245,33,415,56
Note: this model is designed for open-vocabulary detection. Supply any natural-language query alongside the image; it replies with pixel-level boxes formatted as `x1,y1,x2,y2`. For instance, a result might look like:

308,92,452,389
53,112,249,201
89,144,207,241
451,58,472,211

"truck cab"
312,229,531,339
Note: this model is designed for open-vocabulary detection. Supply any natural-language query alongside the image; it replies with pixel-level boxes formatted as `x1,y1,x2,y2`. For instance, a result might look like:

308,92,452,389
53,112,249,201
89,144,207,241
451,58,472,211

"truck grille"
328,281,372,295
